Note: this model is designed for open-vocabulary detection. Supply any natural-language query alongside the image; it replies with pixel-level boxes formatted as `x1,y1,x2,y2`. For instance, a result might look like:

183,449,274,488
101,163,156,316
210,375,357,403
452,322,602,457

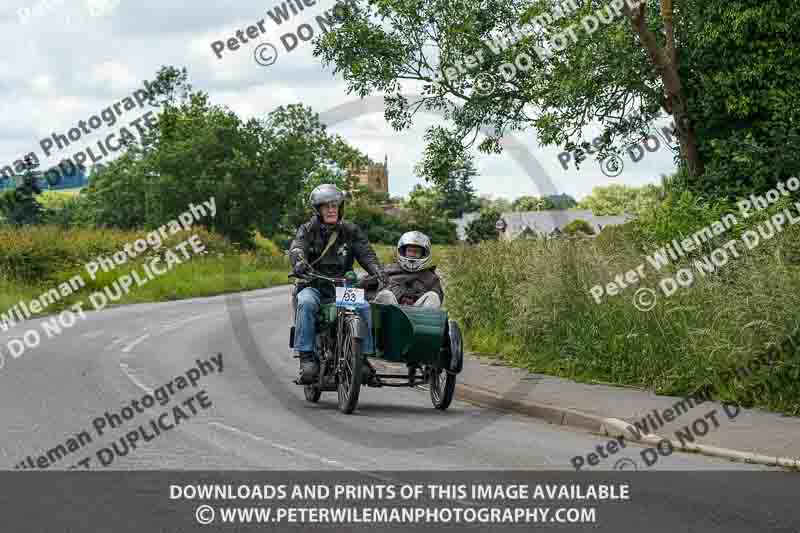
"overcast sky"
1,0,677,200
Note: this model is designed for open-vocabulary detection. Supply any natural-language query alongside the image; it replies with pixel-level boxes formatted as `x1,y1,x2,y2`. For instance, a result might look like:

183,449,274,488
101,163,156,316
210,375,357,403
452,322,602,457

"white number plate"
335,287,365,306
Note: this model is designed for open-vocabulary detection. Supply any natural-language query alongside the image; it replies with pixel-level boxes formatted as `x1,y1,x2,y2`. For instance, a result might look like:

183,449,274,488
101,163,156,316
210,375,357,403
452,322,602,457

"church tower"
348,154,389,194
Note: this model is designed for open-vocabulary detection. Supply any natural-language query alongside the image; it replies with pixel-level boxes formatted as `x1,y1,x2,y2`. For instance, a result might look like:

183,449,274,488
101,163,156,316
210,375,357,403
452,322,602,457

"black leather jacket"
289,215,383,299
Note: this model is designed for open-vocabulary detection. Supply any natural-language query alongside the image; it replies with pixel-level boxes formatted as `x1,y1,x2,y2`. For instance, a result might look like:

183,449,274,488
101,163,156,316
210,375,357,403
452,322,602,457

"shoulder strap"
310,230,338,266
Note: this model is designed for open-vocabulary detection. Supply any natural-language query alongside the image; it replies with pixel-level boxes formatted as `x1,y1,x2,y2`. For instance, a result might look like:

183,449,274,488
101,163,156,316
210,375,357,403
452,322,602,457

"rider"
374,231,443,308
289,184,386,384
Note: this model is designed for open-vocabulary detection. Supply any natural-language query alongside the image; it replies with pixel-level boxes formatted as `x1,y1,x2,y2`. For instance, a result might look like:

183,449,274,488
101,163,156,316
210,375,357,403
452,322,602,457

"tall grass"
442,204,800,414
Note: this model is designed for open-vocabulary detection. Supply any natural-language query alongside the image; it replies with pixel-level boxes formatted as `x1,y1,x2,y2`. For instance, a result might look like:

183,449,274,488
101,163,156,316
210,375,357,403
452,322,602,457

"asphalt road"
2,286,799,532
0,285,772,472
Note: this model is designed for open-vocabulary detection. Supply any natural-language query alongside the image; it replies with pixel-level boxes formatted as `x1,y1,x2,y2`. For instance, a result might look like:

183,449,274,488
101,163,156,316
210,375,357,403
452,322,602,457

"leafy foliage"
562,219,595,236
435,158,481,217
0,168,44,226
314,0,800,197
477,195,512,213
80,67,369,247
465,207,501,243
347,202,457,245
578,183,662,216
512,193,577,211
680,0,800,196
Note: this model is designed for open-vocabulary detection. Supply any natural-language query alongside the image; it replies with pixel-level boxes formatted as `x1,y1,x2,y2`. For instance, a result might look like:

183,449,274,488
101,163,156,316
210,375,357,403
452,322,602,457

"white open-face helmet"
397,231,432,272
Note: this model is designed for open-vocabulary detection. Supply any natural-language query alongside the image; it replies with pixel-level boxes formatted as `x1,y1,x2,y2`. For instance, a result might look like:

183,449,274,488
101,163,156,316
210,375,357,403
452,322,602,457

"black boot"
297,352,319,384
361,357,381,387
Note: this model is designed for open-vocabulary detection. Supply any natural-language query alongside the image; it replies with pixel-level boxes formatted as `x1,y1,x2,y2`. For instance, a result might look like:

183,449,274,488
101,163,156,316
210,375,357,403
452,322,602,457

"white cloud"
0,0,677,198
29,74,50,94
88,61,138,92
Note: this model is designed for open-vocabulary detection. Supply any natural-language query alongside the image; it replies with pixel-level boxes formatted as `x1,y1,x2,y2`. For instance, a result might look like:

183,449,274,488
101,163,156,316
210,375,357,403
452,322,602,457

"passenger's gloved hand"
374,269,387,290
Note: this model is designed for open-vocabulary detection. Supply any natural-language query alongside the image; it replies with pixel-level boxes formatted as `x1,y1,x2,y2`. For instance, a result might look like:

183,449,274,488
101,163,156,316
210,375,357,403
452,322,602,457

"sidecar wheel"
304,385,321,403
337,323,362,414
429,366,456,410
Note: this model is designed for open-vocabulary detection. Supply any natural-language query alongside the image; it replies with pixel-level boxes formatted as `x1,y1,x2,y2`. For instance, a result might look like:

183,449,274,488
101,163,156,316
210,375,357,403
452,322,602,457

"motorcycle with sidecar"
288,270,464,414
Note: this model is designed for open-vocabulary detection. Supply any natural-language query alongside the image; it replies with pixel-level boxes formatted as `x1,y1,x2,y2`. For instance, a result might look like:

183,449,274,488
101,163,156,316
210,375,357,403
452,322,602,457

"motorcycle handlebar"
289,270,378,286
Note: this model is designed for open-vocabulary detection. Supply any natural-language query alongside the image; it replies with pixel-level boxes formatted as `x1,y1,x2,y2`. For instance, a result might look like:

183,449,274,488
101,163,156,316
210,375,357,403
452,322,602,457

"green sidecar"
369,302,464,410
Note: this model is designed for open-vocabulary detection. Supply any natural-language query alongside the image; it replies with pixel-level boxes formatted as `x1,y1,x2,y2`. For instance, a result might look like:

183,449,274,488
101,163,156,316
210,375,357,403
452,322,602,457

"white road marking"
208,422,478,504
118,362,154,394
105,336,128,350
157,313,215,334
121,333,151,353
209,421,351,469
81,330,106,339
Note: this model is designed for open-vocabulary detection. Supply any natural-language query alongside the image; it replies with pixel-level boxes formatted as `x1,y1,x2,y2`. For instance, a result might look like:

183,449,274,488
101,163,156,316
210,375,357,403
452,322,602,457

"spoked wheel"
304,384,321,402
429,366,456,410
337,323,363,414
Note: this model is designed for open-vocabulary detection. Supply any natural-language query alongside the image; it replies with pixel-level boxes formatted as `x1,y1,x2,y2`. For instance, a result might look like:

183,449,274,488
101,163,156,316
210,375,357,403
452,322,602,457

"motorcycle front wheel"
337,318,363,414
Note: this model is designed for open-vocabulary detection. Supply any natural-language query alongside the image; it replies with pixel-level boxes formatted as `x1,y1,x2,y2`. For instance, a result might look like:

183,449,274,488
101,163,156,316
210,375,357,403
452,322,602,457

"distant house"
450,210,632,241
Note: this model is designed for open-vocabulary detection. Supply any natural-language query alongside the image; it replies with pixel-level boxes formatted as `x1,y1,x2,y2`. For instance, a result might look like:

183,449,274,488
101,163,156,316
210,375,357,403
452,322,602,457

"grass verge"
0,226,292,329
441,206,800,416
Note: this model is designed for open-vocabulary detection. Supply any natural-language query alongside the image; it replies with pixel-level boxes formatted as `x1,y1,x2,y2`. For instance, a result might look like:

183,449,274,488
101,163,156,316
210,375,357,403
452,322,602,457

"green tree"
437,170,461,217
578,184,661,216
465,207,501,243
562,219,595,236
404,184,443,214
512,196,554,211
478,195,512,213
0,162,44,226
400,184,458,243
447,158,480,217
547,193,578,209
411,156,480,218
83,66,368,246
314,0,800,196
682,1,800,196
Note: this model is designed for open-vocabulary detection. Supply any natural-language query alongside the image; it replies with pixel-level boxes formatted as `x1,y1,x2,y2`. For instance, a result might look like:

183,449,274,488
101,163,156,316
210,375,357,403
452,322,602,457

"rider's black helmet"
309,184,345,224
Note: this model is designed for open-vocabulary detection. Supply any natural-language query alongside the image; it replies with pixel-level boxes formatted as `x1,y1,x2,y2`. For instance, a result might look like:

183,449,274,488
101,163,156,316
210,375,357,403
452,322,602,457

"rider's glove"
290,249,311,277
294,258,311,277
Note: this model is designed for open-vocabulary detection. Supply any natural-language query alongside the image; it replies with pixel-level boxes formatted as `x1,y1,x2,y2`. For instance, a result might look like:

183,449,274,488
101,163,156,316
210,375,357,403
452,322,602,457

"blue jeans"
294,287,374,354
